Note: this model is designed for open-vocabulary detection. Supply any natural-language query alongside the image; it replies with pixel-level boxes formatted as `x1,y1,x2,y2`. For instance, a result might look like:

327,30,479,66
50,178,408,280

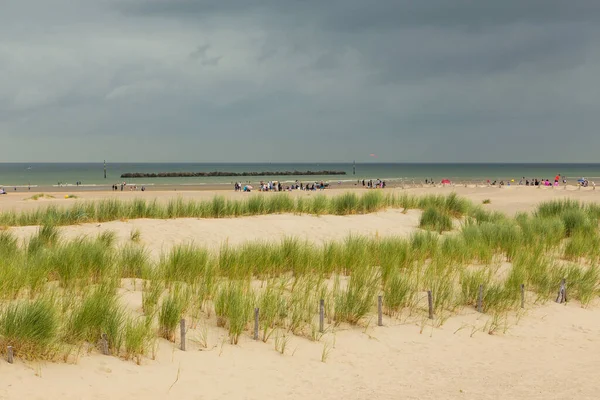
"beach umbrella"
441,179,451,184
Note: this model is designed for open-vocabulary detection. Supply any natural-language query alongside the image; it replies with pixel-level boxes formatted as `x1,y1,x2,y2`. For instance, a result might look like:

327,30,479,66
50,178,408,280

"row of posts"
4,281,568,363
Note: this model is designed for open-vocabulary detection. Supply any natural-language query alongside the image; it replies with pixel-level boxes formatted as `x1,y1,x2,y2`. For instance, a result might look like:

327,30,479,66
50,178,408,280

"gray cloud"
1,0,600,162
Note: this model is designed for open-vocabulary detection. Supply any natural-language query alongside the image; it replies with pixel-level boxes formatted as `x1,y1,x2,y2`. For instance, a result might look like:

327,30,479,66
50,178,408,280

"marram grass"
0,192,483,227
0,195,600,362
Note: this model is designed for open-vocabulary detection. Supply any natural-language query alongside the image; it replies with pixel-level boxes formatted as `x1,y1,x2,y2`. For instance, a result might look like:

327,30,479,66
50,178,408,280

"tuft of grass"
158,286,190,341
215,282,254,344
335,267,380,325
130,228,141,243
26,194,56,201
0,297,59,360
482,199,491,204
66,284,125,354
124,317,154,363
419,207,453,233
383,271,414,316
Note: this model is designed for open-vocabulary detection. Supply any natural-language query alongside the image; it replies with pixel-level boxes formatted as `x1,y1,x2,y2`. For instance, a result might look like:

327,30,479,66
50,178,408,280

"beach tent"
441,179,451,184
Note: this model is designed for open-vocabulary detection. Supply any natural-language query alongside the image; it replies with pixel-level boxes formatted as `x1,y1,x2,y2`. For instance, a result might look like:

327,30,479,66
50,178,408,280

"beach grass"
0,192,482,227
1,195,600,362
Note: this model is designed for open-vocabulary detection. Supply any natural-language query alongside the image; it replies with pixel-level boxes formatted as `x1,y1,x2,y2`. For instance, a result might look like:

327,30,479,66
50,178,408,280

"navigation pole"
353,160,356,175
104,160,107,179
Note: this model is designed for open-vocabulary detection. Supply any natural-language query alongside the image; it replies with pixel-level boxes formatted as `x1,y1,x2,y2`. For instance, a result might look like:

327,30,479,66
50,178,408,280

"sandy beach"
1,187,600,399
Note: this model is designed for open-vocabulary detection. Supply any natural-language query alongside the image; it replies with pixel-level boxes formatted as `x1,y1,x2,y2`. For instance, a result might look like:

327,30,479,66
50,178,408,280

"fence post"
520,284,525,308
101,333,109,355
319,299,325,333
477,285,483,313
254,308,260,341
180,319,186,351
7,346,14,364
556,279,567,304
427,290,433,319
377,295,383,326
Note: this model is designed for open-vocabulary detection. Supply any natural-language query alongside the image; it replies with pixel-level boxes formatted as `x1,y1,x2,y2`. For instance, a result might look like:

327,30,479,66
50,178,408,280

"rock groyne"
120,170,347,178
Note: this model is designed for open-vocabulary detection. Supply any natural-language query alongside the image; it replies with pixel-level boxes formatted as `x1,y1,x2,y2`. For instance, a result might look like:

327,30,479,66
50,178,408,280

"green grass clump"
27,193,56,201
258,283,286,342
66,285,125,353
383,271,413,316
158,287,189,341
119,244,150,279
419,207,453,233
0,297,59,360
334,267,380,325
215,282,254,344
124,317,154,363
160,244,210,284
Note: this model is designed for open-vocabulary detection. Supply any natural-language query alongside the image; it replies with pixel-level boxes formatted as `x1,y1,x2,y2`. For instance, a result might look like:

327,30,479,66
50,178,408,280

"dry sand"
1,187,600,399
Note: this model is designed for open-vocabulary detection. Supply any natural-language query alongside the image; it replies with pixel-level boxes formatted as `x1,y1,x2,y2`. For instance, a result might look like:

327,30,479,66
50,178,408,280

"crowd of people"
111,182,145,192
234,180,330,192
360,179,386,189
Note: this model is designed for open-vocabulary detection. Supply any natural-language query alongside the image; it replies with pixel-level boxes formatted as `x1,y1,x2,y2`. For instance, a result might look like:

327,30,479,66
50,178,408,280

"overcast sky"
1,1,600,163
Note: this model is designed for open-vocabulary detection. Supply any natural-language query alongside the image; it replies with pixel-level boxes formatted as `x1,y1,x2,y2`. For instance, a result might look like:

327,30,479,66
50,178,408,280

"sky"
1,0,600,163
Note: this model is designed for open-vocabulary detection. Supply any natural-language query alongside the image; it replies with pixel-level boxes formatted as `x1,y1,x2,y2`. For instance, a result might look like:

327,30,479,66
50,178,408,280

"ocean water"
1,163,599,187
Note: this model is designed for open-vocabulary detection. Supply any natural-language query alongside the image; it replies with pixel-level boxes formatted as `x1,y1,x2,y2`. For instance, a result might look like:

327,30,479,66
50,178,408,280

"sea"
1,163,599,189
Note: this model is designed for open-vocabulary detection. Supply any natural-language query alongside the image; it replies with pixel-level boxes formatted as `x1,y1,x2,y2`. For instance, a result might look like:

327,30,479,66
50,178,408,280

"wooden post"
520,284,525,309
377,295,383,326
477,285,483,313
180,319,186,351
427,290,433,319
100,333,109,355
254,308,259,341
319,299,325,333
7,346,14,364
556,279,567,304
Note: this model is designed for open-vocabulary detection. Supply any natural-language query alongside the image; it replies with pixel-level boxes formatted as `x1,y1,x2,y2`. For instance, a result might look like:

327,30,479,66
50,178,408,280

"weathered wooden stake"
254,308,260,340
7,346,14,364
556,279,567,304
476,285,483,313
319,299,325,333
377,295,383,326
520,284,525,308
180,319,186,351
427,290,433,319
100,333,109,355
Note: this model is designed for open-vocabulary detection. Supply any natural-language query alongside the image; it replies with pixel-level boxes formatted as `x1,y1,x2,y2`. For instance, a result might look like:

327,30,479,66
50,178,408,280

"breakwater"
120,170,347,178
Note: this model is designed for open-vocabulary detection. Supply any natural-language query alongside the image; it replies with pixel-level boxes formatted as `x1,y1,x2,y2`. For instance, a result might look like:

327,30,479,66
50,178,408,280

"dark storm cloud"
120,0,600,28
1,0,600,162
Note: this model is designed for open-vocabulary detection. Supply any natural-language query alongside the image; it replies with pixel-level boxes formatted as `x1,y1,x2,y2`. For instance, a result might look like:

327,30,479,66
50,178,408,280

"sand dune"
2,301,599,400
8,209,422,256
2,187,600,399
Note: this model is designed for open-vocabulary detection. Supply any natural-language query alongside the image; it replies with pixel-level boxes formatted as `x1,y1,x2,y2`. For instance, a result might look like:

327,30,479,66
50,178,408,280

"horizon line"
2,161,600,165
